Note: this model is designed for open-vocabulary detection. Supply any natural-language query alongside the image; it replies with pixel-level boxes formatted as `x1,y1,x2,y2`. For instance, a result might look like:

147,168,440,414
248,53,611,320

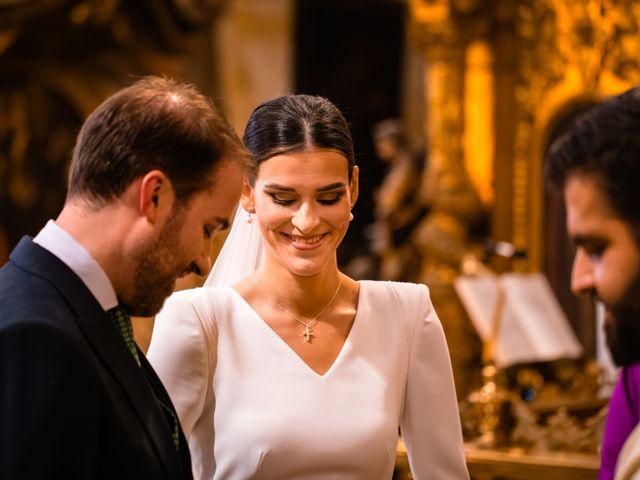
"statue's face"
565,172,640,365
374,136,399,162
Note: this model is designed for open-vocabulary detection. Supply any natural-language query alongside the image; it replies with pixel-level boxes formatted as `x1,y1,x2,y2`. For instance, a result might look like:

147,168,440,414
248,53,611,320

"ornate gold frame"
409,0,640,271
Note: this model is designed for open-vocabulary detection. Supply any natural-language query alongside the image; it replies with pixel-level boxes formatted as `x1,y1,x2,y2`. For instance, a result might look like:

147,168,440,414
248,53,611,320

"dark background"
295,0,407,266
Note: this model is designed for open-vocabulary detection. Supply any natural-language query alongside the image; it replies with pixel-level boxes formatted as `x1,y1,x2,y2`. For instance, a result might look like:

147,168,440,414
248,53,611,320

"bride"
147,94,468,480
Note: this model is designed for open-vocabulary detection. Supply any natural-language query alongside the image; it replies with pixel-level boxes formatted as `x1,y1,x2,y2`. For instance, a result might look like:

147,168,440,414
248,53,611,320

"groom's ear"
239,180,254,211
139,170,174,224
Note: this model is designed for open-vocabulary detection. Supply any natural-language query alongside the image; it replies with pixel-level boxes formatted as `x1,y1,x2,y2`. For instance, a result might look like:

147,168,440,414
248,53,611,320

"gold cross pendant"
303,326,314,342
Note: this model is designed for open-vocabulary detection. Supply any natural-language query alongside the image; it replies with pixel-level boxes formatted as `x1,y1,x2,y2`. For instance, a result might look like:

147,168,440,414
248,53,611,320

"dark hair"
242,94,355,184
544,87,640,224
67,76,251,205
372,118,407,148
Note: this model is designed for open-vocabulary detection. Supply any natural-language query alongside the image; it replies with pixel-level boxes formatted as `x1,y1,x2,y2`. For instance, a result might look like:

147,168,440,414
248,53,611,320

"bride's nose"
291,203,320,233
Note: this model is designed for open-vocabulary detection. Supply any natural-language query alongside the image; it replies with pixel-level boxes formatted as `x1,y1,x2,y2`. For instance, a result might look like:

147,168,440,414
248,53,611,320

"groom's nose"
193,251,210,277
181,252,210,278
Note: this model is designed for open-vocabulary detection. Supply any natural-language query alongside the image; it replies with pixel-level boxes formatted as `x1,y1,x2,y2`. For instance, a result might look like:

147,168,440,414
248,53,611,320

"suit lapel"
140,352,193,474
76,308,186,479
10,237,188,479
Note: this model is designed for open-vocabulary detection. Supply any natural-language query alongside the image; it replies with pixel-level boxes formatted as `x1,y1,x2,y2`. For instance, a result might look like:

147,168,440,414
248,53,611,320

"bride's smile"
283,233,327,248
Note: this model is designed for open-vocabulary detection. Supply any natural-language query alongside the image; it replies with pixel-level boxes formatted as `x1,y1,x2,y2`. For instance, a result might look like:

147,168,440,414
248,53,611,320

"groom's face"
565,173,640,365
125,161,243,316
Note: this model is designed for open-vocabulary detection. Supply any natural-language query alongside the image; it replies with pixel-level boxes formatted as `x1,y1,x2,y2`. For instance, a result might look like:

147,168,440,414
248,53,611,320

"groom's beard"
604,278,640,367
126,206,195,317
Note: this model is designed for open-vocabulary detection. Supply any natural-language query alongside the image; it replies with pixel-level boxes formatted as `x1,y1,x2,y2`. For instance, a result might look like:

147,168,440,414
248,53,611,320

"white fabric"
33,220,118,310
615,424,640,480
148,280,469,480
204,205,263,288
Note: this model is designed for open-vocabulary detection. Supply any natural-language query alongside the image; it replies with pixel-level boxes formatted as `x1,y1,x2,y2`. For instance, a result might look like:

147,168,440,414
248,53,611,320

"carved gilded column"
410,0,640,359
410,2,487,398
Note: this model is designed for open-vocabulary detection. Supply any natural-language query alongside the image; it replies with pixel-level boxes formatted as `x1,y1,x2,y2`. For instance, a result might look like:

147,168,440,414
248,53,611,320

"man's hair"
544,87,640,225
372,118,407,148
67,76,252,205
242,94,355,185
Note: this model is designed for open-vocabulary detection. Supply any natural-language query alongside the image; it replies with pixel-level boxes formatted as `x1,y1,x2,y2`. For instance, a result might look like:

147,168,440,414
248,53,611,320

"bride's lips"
282,232,328,249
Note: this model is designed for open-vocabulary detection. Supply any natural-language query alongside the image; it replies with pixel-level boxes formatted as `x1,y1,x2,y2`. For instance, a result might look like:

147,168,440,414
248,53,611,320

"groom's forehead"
183,162,243,219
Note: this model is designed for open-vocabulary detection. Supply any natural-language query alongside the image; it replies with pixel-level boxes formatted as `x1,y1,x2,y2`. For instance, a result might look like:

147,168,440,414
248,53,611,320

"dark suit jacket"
0,237,193,480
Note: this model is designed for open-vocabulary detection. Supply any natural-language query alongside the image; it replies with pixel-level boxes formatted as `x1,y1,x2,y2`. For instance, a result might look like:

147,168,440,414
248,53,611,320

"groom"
0,76,249,479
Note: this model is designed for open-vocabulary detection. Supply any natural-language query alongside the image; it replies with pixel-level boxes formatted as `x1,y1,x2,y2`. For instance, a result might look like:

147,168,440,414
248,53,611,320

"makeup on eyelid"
265,191,346,206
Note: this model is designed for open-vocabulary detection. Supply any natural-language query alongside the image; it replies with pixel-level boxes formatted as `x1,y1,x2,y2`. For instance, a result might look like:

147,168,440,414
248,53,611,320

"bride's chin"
283,260,329,277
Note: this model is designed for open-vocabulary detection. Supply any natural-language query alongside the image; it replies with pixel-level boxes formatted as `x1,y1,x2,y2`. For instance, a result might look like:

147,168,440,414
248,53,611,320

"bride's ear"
349,165,360,207
240,180,255,212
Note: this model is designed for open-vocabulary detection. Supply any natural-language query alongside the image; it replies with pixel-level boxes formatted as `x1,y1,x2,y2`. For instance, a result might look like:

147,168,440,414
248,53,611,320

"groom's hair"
67,76,251,207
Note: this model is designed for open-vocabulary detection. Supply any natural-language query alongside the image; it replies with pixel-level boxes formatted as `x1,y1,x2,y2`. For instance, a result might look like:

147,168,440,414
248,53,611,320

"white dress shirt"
33,220,118,310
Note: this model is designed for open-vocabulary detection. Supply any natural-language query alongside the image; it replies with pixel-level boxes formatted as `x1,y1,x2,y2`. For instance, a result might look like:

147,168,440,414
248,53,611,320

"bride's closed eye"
317,192,344,205
266,192,295,206
266,191,345,206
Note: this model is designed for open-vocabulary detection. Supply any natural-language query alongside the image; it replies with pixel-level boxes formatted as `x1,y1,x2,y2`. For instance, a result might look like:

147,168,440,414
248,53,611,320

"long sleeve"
400,285,469,479
147,289,216,443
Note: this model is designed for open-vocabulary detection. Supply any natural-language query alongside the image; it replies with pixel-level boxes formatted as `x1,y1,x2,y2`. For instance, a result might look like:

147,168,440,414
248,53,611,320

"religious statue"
369,118,428,282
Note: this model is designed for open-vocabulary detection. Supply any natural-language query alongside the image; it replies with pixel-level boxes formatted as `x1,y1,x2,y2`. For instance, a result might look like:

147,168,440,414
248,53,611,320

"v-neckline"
228,281,363,378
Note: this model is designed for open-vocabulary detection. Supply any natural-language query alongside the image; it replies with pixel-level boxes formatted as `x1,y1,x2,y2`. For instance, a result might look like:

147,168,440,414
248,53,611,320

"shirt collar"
33,220,118,310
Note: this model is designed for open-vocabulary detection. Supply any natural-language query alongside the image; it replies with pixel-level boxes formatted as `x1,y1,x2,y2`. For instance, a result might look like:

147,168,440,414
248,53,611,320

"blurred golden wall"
407,0,640,394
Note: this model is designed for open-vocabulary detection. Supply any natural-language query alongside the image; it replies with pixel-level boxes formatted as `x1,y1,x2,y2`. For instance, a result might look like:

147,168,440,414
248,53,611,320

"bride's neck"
253,265,342,316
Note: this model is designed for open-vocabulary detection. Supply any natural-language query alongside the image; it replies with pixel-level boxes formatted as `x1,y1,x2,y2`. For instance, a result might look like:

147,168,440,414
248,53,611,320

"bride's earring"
247,207,256,224
349,212,354,222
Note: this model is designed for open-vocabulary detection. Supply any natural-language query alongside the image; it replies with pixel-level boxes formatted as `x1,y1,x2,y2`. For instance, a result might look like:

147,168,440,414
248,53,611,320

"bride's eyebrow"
262,182,346,192
317,182,346,192
263,183,294,191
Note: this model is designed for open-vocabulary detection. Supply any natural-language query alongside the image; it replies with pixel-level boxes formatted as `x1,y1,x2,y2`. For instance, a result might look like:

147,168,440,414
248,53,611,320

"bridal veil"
204,205,263,287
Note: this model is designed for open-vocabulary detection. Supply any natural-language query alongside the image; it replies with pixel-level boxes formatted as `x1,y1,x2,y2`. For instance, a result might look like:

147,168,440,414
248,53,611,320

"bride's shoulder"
358,280,428,301
166,285,233,301
160,286,238,314
359,280,432,317
359,281,434,331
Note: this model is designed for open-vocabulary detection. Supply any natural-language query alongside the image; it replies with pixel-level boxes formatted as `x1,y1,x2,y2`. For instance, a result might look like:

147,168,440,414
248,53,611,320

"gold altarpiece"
410,0,640,272
402,0,640,477
407,0,640,381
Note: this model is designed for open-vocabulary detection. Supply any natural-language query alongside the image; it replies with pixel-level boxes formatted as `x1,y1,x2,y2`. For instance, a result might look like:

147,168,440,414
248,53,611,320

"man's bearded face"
565,174,640,366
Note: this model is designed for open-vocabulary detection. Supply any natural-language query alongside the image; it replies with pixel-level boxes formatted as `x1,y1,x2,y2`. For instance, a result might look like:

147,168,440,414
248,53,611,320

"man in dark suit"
0,76,250,479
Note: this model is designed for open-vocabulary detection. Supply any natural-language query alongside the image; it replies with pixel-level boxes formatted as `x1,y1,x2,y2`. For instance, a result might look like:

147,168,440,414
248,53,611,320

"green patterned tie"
107,306,141,367
106,306,179,450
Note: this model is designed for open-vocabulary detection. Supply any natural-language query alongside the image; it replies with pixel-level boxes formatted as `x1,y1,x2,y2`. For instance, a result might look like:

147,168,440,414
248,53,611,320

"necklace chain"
252,273,342,343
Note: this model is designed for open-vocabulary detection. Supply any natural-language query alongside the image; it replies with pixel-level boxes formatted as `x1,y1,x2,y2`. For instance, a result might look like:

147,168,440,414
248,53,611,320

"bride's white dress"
148,280,468,480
